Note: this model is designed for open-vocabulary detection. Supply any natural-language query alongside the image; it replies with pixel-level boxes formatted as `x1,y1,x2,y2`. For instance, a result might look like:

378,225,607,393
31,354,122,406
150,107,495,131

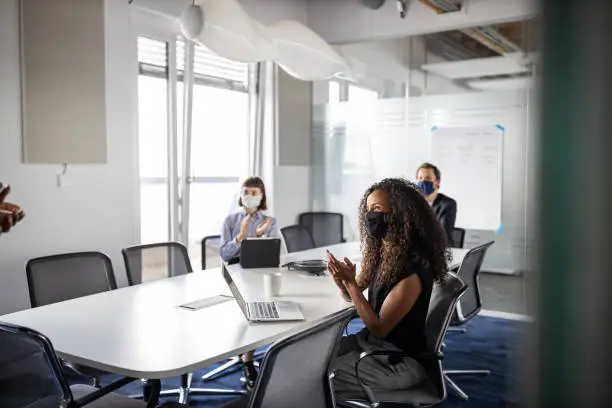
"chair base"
336,401,372,408
130,373,246,404
201,350,264,382
444,369,491,401
160,387,246,404
447,327,468,333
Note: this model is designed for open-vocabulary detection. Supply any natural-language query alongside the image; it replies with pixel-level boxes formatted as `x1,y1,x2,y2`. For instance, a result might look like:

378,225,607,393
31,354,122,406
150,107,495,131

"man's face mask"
417,180,436,196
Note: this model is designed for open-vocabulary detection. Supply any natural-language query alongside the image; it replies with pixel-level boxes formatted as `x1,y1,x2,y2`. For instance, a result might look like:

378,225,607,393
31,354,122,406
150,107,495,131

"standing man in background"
415,163,457,246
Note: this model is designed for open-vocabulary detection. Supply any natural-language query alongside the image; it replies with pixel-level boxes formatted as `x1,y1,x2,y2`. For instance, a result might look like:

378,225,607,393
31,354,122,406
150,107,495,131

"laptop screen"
222,264,248,318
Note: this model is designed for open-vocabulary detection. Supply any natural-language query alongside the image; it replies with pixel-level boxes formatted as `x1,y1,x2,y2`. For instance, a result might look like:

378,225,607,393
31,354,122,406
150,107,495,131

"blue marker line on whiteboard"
495,224,506,235
431,126,438,132
496,124,505,131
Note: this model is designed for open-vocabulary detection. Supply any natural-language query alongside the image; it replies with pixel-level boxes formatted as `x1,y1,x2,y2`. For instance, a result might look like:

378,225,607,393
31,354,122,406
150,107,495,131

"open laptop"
239,238,281,268
222,265,304,322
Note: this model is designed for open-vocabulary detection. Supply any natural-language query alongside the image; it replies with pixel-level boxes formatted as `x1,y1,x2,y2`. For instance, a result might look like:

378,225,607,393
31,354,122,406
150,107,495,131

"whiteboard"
431,125,504,231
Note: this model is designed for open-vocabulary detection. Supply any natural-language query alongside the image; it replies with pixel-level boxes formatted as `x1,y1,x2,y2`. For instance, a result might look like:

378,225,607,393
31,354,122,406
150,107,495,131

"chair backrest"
248,307,355,408
424,274,468,400
452,241,495,324
201,235,221,270
122,242,193,286
26,252,117,308
0,323,73,408
298,212,344,248
281,225,316,253
451,228,466,248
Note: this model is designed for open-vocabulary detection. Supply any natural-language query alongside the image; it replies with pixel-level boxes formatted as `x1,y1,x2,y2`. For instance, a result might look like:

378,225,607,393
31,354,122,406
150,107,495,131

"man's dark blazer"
432,193,458,246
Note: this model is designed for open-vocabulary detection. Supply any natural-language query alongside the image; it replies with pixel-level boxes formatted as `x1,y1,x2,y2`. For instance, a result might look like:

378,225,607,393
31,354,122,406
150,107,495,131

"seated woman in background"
220,176,279,263
219,176,279,389
327,177,449,401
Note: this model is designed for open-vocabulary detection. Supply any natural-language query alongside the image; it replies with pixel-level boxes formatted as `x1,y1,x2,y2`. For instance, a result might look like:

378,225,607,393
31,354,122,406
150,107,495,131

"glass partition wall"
311,29,537,316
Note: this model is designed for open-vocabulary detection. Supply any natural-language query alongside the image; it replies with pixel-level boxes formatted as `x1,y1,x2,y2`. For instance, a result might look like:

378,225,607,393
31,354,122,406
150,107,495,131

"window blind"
137,37,251,88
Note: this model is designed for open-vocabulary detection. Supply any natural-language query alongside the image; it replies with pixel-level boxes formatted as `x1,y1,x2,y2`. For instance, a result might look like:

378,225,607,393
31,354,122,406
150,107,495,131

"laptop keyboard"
249,302,280,319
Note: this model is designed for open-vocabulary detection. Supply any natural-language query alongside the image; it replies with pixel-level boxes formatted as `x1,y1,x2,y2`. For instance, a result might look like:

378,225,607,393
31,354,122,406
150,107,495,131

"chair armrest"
358,350,443,361
343,311,360,335
352,350,443,405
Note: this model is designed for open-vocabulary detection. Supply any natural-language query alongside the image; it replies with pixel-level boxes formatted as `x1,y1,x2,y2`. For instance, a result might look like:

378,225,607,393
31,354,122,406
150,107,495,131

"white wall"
0,0,139,314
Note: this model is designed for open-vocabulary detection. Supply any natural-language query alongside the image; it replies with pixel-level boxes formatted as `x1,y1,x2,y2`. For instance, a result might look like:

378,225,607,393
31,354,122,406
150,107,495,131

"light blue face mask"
417,180,436,196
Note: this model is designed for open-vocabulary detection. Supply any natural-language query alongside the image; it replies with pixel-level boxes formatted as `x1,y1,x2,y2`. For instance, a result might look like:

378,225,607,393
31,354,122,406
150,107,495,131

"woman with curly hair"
327,177,449,399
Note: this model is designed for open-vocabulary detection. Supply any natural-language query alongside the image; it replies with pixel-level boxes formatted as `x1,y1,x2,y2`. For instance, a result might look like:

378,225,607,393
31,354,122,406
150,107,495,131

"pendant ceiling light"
265,20,348,81
139,0,354,81
179,0,276,62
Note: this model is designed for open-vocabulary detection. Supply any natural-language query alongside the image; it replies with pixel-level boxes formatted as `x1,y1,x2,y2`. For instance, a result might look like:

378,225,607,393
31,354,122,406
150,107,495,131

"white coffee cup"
263,272,282,298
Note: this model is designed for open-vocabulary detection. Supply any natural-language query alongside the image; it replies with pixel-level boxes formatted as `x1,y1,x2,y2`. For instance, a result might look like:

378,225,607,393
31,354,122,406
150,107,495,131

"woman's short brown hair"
238,176,268,210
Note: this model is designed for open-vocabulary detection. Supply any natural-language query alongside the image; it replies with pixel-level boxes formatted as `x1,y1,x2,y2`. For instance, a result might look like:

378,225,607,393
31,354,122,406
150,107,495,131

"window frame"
134,18,256,247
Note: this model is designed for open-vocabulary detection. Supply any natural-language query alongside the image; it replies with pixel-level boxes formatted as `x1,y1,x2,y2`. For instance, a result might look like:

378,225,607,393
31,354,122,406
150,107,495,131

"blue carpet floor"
70,315,526,407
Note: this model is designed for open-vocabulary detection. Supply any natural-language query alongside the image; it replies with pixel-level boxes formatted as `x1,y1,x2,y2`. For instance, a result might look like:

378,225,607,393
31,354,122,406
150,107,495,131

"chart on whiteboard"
431,125,504,231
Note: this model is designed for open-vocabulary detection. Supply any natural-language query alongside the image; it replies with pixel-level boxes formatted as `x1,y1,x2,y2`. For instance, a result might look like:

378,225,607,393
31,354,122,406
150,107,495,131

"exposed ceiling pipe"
461,27,522,55
426,33,489,61
418,0,460,13
419,0,523,55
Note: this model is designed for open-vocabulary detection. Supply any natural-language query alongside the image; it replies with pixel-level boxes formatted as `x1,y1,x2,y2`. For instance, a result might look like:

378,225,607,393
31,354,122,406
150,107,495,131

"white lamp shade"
195,0,276,63
179,4,204,40
266,20,348,81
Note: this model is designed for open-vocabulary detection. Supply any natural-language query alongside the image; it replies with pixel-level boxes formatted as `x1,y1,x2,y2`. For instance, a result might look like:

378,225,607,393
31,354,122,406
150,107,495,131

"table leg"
143,379,161,408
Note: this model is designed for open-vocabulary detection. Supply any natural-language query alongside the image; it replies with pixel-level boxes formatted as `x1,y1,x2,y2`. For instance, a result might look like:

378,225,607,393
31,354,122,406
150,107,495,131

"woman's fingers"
327,250,341,265
1,215,13,233
0,184,10,204
344,257,355,269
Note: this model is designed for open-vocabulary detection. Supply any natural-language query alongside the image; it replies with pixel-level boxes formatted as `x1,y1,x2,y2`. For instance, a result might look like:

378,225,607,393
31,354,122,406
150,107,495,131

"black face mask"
365,211,389,239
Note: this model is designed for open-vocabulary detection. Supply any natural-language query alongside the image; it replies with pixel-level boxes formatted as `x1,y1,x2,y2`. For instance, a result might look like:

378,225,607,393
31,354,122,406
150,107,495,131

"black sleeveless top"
367,262,433,353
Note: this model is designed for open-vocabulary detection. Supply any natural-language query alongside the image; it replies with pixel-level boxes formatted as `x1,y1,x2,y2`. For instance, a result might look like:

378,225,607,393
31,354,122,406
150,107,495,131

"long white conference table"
0,242,468,405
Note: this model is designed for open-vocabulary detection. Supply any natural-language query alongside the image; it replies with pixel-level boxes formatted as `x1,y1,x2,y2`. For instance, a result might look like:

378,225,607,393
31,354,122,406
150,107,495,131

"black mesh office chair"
26,252,117,308
122,242,243,404
26,252,118,388
338,274,467,408
201,235,221,270
298,212,345,247
281,225,316,253
451,228,466,248
122,242,193,286
221,307,356,408
445,241,495,400
0,322,146,408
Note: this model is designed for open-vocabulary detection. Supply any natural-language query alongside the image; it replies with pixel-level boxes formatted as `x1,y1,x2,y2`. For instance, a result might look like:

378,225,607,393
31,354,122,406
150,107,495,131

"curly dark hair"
357,178,450,287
